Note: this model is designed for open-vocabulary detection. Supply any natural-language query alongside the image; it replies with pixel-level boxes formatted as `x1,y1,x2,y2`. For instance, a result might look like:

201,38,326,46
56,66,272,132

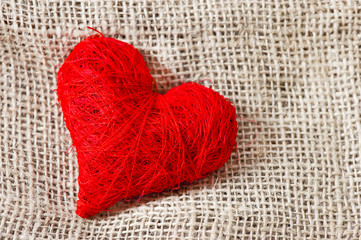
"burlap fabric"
1,0,360,239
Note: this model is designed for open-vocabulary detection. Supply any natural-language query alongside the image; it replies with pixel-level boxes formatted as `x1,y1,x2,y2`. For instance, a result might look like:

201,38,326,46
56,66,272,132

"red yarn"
57,33,238,218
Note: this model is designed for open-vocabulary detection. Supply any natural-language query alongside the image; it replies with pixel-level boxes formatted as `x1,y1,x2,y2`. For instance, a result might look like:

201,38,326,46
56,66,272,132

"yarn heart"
57,34,238,218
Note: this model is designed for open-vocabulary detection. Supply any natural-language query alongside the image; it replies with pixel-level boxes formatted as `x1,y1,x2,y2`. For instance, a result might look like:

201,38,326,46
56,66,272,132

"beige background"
1,0,360,239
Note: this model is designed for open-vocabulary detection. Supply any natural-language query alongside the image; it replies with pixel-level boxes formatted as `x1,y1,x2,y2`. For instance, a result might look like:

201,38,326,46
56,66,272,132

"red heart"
57,35,238,218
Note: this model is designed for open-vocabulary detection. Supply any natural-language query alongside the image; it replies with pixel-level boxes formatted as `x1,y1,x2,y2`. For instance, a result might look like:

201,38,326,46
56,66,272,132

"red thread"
57,34,238,218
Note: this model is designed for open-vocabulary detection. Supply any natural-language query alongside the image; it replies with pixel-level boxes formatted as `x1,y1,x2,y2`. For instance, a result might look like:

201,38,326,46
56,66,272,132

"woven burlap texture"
1,0,360,239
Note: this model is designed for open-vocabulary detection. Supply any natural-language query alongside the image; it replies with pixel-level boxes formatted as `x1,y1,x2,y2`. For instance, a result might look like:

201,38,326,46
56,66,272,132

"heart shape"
57,35,238,218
